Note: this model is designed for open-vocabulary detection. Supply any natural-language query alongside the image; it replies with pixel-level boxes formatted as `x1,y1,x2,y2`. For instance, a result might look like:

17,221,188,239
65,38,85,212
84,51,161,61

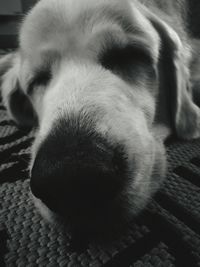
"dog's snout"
31,159,122,215
30,119,127,217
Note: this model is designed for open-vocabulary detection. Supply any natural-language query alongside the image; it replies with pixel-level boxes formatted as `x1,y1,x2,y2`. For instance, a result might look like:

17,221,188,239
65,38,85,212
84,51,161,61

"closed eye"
99,43,154,81
27,69,51,95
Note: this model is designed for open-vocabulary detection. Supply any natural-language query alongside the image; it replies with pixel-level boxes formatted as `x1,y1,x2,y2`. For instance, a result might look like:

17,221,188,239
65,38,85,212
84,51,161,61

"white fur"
1,0,199,225
0,0,168,223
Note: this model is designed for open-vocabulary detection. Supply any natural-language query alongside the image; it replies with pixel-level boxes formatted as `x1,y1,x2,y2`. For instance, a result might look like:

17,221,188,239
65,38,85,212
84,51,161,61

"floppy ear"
0,52,37,128
189,39,200,107
140,6,200,140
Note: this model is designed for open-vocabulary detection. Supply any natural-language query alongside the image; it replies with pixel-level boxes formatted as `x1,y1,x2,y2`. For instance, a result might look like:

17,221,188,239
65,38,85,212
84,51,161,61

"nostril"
30,171,52,207
30,173,49,202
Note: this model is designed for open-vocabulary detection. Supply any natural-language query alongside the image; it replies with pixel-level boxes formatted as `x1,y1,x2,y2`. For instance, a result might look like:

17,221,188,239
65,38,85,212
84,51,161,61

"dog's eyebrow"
27,69,51,95
101,8,134,33
82,5,136,34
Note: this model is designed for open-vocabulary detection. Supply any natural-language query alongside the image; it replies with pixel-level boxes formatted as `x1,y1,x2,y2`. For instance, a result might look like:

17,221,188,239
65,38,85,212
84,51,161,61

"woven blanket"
0,53,200,267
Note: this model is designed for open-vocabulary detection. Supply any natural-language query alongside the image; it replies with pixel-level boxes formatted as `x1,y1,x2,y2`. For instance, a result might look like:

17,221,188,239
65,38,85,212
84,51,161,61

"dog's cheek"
124,139,166,216
149,140,167,194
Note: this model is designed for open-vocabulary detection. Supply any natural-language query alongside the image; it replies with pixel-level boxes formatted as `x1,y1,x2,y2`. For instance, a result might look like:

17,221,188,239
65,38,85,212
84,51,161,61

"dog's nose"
30,120,127,217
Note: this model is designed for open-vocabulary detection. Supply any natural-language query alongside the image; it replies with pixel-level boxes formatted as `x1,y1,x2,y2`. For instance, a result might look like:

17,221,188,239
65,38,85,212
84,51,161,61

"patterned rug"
0,53,200,267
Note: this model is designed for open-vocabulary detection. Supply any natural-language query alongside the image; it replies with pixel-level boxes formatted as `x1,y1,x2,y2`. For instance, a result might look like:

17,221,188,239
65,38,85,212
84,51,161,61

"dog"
1,0,200,232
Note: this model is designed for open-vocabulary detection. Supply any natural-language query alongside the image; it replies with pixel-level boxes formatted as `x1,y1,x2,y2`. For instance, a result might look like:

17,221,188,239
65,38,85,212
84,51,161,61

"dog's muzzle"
30,118,128,220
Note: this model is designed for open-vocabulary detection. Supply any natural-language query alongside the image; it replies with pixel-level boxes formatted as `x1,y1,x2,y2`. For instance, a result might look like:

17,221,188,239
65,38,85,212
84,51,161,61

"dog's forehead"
19,0,159,64
20,0,128,50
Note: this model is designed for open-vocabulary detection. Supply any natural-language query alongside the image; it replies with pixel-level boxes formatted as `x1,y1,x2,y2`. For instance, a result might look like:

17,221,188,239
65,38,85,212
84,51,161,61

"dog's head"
1,0,200,231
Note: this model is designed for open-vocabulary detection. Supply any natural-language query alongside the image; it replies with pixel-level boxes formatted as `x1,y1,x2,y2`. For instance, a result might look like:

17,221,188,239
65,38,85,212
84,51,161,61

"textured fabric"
0,49,200,266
